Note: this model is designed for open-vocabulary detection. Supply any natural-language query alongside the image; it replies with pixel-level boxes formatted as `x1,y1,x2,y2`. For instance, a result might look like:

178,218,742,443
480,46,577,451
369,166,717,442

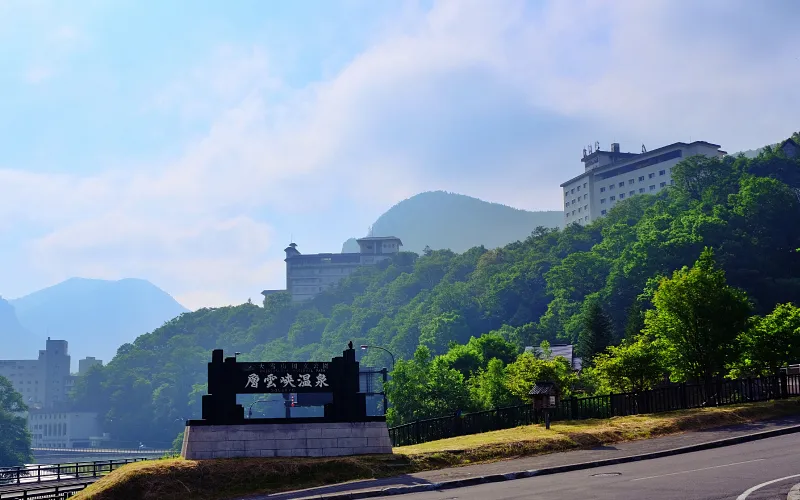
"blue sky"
1,0,798,310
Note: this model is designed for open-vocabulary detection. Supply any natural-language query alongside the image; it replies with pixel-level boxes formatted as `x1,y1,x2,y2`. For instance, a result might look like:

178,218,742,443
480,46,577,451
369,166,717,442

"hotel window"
628,179,635,185
649,185,656,191
572,210,575,215
584,194,588,200
629,191,635,196
566,212,570,217
659,170,666,176
610,195,616,201
660,182,666,188
639,188,645,193
600,187,606,192
584,205,588,211
578,207,582,213
609,184,615,190
583,183,587,188
648,173,655,179
639,176,645,182
618,181,625,188
670,179,675,185
619,193,625,199
584,216,588,221
600,198,606,204
601,209,607,215
571,188,575,194
577,185,581,192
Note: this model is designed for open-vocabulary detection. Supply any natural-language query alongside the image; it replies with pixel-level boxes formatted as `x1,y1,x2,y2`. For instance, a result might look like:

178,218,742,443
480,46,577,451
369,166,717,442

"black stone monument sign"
198,342,373,424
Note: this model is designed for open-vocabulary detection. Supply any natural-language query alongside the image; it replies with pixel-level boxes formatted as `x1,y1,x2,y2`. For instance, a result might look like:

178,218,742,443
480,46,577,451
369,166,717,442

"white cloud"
5,0,800,308
23,66,54,84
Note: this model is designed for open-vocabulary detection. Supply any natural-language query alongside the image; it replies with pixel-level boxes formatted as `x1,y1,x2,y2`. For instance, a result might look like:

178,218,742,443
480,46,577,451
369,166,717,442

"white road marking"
630,459,766,482
736,474,800,500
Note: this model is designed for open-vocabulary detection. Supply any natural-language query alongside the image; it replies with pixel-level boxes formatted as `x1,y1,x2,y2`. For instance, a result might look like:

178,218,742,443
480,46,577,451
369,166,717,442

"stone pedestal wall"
181,421,393,459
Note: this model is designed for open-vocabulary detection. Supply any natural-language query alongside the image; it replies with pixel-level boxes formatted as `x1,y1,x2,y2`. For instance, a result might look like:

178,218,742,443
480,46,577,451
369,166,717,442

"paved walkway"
242,415,800,500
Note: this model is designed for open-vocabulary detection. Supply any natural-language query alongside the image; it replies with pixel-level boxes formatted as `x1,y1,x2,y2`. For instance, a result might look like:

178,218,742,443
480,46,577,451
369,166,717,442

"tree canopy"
0,376,32,467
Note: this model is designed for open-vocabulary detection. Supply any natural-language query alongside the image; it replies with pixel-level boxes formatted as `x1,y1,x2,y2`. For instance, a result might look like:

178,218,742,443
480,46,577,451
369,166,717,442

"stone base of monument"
182,420,393,459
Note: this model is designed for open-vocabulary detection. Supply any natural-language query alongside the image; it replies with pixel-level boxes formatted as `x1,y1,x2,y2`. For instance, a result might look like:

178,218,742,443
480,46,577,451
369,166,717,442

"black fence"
0,459,148,487
0,482,92,500
388,373,800,447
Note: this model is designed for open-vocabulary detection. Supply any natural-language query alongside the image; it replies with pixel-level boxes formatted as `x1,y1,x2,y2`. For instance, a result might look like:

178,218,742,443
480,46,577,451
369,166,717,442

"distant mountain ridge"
7,278,189,370
342,191,563,254
0,297,41,361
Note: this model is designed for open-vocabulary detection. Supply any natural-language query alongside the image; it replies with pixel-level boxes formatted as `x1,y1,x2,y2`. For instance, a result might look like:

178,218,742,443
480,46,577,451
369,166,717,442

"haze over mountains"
1,191,561,369
342,191,563,254
1,278,188,370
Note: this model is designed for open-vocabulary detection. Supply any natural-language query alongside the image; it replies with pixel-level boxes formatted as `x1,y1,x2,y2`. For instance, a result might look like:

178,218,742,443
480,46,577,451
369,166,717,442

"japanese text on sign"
236,362,332,393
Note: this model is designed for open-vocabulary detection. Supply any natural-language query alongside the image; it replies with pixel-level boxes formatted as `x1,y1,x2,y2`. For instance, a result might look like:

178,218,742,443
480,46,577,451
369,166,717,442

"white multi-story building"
264,236,404,302
561,141,726,226
27,410,101,448
0,338,72,409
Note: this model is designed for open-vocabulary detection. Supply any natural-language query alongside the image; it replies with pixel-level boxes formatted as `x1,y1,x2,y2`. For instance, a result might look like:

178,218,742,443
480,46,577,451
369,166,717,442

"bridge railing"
31,447,171,454
0,482,93,500
0,458,150,486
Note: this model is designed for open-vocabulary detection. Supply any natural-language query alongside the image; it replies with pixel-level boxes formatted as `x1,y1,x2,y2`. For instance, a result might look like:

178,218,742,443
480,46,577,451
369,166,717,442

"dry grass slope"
73,398,800,500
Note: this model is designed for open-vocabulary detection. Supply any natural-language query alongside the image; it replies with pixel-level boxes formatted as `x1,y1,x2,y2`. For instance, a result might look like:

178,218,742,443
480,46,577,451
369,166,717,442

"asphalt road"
377,433,800,500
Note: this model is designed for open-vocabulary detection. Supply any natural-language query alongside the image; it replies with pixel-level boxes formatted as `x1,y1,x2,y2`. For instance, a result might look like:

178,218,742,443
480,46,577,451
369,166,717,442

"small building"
529,381,561,410
525,344,583,371
266,236,404,302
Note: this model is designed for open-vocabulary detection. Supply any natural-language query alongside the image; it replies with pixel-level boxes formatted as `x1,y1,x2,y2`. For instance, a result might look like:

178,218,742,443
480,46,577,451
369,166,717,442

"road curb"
302,423,800,500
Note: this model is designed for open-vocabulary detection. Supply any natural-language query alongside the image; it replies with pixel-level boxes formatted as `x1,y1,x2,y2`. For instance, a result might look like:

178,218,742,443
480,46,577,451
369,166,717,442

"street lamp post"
360,345,396,415
359,345,395,371
247,398,278,418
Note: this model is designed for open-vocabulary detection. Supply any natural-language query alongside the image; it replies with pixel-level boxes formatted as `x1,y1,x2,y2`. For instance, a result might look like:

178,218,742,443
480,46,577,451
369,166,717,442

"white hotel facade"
561,141,726,226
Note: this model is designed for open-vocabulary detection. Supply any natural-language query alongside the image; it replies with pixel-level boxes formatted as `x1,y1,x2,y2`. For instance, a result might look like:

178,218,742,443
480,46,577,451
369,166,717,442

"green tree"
504,352,575,401
418,312,471,354
576,300,613,363
592,336,666,393
469,358,516,409
644,248,751,382
385,346,471,426
736,303,800,376
624,303,646,340
0,376,32,467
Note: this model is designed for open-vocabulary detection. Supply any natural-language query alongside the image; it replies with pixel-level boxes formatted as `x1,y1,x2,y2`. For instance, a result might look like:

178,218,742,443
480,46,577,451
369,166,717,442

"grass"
72,398,800,500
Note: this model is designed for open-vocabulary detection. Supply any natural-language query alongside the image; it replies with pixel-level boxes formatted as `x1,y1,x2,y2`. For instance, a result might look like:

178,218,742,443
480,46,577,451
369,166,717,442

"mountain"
342,191,563,254
9,278,189,371
0,297,42,360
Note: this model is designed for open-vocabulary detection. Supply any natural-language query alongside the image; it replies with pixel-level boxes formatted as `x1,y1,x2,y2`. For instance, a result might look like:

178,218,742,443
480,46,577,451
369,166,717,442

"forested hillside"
71,136,800,445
